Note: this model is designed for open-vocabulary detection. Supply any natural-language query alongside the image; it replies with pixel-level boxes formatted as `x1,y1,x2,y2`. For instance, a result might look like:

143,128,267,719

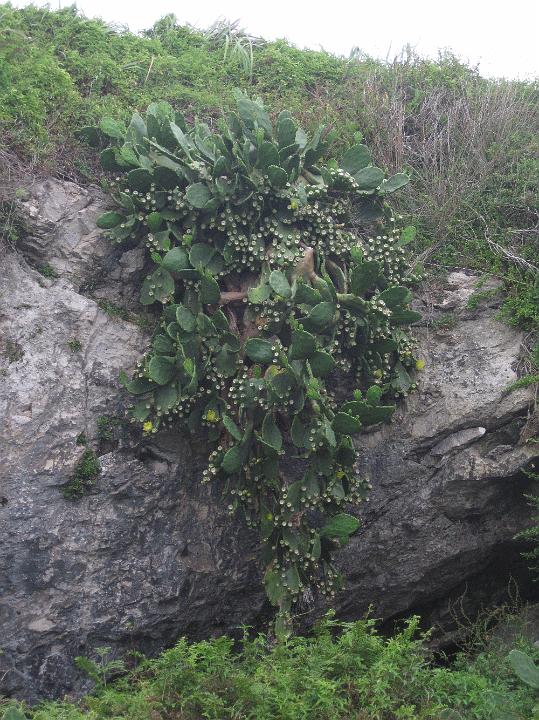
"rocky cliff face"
1,179,537,701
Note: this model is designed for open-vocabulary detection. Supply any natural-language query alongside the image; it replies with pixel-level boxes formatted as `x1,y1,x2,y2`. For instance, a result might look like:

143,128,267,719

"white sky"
13,0,539,80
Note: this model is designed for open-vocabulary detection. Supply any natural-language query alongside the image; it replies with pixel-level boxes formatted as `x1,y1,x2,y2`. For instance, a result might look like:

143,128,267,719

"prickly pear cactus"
507,649,539,690
83,91,422,636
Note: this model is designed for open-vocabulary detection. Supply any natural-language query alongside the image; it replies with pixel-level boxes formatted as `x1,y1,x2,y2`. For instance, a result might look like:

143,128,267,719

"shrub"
3,613,538,719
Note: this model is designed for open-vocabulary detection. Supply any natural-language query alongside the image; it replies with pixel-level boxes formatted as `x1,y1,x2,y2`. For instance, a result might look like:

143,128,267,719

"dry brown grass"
336,54,538,266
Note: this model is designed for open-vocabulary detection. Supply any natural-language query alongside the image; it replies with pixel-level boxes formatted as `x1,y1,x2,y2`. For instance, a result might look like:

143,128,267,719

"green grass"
1,613,538,719
67,338,82,353
62,448,100,499
1,4,536,339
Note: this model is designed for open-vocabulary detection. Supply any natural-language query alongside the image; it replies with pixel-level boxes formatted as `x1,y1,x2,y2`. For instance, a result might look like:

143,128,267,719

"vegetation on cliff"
0,4,537,335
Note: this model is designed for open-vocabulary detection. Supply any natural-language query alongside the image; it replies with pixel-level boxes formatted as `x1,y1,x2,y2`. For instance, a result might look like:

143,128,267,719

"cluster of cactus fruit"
83,91,422,637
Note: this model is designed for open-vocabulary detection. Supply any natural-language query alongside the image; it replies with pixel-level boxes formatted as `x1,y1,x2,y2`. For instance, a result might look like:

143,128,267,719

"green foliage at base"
2,614,538,719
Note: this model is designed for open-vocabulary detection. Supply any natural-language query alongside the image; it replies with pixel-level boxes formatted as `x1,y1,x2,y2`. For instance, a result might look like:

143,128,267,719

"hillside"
0,5,538,719
1,4,537,339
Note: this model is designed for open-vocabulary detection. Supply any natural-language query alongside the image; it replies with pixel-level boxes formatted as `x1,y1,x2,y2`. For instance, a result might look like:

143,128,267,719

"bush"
3,613,538,719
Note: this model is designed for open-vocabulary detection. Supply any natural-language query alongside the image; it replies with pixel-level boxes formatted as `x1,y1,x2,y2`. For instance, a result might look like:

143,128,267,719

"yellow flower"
373,369,383,378
205,409,219,423
335,470,345,479
415,359,426,371
143,420,153,433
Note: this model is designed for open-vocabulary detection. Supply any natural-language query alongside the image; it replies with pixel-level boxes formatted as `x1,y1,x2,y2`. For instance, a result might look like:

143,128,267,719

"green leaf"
304,302,336,330
269,270,291,298
176,305,196,332
295,127,308,149
320,513,360,542
96,212,124,229
379,286,412,308
371,338,398,354
390,309,422,326
309,350,335,377
169,121,193,154
270,371,294,398
206,251,224,275
153,230,171,251
323,419,336,447
248,281,271,304
257,141,280,169
153,334,174,353
222,445,242,474
148,356,175,385
214,346,238,377
354,402,395,425
295,282,322,305
99,147,120,171
154,165,180,189
140,267,175,305
340,144,371,174
350,261,381,295
244,338,275,364
354,166,385,191
262,413,282,451
186,183,212,209
396,225,416,248
177,268,201,281
380,173,409,194
332,413,361,435
507,649,539,689
161,246,189,272
223,415,242,441
277,115,298,147
267,165,288,188
200,275,220,304
285,564,300,593
393,360,412,392
337,293,367,316
212,308,230,332
291,416,306,447
289,329,317,360
146,212,163,233
326,261,346,292
127,112,147,144
99,117,125,139
234,90,272,136
119,143,139,167
197,312,216,337
264,568,285,606
366,385,382,405
125,377,154,395
127,168,153,192
189,243,215,268
132,401,151,422
155,384,178,410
